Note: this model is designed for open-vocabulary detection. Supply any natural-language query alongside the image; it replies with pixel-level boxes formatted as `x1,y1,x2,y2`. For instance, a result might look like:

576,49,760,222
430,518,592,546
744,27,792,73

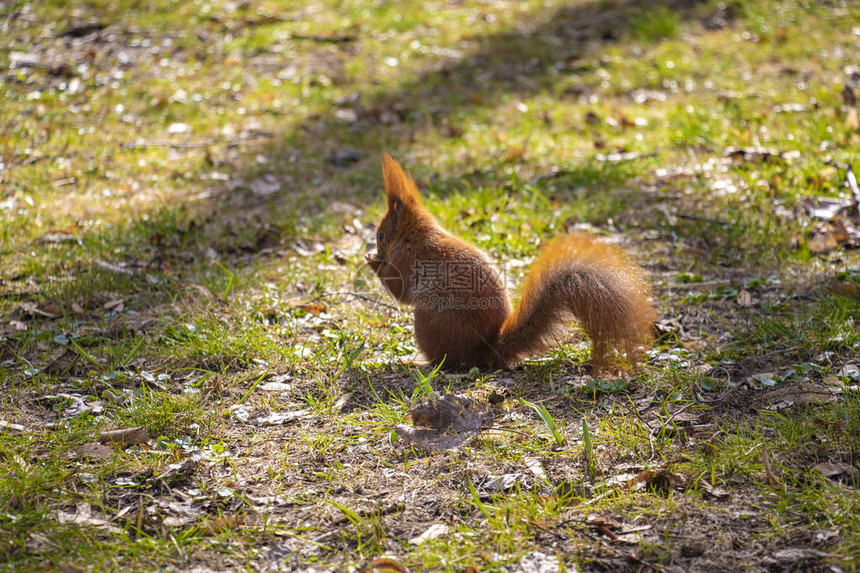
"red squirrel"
366,153,657,372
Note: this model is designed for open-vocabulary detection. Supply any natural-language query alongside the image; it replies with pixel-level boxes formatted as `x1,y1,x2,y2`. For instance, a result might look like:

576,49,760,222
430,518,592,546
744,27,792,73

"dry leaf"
0,338,19,361
635,468,687,495
0,420,26,433
259,381,293,393
74,442,114,460
846,107,859,131
250,174,281,196
163,514,197,527
197,515,244,535
333,392,353,413
44,349,81,377
503,145,527,162
99,425,150,447
757,381,842,410
256,410,310,426
365,557,409,573
157,458,200,483
56,504,122,534
815,462,860,485
586,515,619,539
408,393,491,431
408,523,449,545
296,302,327,316
511,551,560,573
103,298,124,312
524,457,548,483
394,393,493,453
697,480,731,500
808,232,838,254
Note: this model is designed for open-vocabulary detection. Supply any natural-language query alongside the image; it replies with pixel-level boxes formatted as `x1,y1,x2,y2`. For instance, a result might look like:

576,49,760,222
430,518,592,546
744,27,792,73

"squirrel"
366,153,657,372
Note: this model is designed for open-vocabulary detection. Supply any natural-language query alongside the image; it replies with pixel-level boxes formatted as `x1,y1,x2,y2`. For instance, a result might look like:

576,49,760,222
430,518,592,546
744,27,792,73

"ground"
1,0,859,571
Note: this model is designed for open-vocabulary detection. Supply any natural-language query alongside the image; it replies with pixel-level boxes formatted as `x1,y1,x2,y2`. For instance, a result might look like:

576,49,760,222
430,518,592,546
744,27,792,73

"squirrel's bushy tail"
496,233,656,370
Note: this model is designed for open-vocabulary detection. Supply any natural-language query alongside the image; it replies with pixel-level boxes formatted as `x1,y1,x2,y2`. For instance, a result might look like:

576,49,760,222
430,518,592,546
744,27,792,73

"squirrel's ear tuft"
382,153,422,212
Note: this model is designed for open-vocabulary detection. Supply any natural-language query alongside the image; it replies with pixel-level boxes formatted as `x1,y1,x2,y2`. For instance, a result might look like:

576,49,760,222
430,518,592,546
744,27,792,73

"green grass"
1,0,860,570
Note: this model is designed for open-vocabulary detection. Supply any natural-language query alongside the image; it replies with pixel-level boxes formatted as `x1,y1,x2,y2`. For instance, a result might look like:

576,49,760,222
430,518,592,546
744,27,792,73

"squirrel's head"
374,153,427,261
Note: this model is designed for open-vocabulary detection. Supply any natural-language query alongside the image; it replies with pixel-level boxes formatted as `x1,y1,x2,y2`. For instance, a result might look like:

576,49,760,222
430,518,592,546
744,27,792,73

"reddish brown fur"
496,234,657,370
368,153,657,371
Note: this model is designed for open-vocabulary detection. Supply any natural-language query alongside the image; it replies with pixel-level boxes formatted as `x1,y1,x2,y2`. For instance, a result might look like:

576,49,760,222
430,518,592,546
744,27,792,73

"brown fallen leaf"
103,298,124,313
757,381,843,410
197,515,244,535
808,232,839,254
16,301,60,319
394,393,493,453
815,462,860,486
0,338,19,361
846,108,859,131
697,479,731,500
503,145,527,162
831,276,860,298
586,515,619,539
56,503,122,534
74,442,114,460
635,468,687,495
98,425,150,447
364,557,409,573
163,514,197,527
409,393,492,431
296,302,327,316
43,349,82,377
157,458,199,483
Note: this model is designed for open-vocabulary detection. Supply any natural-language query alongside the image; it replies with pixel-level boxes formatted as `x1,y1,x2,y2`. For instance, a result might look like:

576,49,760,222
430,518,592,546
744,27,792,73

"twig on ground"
304,291,399,311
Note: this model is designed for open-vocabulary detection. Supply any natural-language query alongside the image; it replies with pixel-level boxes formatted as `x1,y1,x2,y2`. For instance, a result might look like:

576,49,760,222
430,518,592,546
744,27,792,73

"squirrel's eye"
377,232,384,243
